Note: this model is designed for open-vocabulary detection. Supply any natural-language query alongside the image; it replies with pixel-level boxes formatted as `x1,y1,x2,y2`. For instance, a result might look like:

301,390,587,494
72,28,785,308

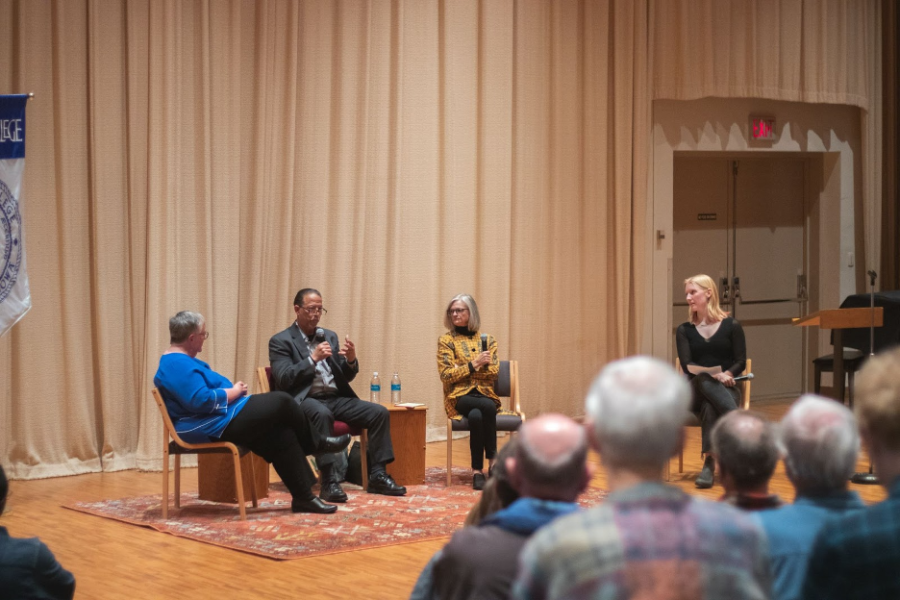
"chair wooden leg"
446,420,453,486
162,439,169,520
848,371,855,408
174,455,181,509
231,450,248,521
247,454,259,508
306,456,320,481
360,430,369,490
678,446,684,474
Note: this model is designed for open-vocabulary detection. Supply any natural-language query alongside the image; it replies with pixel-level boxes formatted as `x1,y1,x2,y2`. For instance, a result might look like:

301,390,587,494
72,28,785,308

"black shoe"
366,472,407,496
291,497,338,514
473,472,486,490
320,481,348,503
695,455,715,489
315,434,351,456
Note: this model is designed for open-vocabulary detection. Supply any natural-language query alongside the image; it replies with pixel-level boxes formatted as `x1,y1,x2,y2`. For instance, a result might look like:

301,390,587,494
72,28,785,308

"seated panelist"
268,288,406,503
154,310,349,514
676,274,747,490
437,293,500,490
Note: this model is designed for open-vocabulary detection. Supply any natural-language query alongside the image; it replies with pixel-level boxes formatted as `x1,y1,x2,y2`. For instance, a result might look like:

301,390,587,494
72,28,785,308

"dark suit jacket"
269,324,359,401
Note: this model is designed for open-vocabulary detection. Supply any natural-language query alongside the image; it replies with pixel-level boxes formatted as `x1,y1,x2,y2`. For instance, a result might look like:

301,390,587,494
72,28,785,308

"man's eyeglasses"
197,330,210,340
302,306,327,316
448,308,469,315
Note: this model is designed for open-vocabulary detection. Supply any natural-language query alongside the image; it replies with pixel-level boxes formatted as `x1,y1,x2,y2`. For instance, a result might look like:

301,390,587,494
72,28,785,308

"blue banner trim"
0,95,28,159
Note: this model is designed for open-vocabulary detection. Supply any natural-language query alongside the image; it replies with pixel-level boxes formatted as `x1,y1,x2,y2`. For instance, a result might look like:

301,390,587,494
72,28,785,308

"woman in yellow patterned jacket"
437,294,500,490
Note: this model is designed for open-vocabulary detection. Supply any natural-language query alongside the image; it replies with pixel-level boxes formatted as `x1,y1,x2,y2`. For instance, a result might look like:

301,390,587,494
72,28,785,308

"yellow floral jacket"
437,330,500,419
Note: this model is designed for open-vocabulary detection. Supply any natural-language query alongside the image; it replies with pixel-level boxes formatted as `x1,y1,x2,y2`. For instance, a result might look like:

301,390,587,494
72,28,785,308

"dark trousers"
455,394,498,470
298,395,394,480
220,391,317,501
691,374,741,454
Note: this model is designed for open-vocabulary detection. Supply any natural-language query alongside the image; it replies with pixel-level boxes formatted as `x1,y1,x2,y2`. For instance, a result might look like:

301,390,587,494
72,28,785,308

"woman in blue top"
676,274,747,489
154,311,350,514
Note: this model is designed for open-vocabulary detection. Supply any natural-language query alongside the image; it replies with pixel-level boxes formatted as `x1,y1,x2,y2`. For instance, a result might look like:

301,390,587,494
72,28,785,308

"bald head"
712,411,778,492
510,413,589,502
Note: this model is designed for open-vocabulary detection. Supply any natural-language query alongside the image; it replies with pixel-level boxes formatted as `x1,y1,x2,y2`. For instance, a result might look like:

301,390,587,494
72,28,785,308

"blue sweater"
154,353,249,443
754,489,865,600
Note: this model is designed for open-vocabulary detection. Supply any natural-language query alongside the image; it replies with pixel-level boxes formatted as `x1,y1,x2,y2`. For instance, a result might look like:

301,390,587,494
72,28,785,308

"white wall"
645,97,863,363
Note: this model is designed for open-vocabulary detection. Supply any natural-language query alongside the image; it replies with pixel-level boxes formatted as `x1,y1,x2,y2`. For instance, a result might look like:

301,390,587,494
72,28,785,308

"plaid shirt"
802,477,900,600
513,481,772,600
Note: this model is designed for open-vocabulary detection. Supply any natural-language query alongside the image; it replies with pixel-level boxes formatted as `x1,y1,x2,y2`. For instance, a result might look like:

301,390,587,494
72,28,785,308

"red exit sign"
750,115,776,140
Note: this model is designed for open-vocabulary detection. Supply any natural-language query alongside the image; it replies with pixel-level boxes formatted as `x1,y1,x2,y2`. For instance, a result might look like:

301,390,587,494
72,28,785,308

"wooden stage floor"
3,398,887,600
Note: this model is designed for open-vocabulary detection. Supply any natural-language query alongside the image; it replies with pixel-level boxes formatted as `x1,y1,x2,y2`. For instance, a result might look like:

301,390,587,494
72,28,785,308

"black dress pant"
455,393,498,470
690,373,741,454
298,395,394,479
220,391,317,501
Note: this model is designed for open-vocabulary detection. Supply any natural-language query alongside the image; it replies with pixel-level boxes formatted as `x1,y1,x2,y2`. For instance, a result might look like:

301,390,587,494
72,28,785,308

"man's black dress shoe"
473,472,486,491
314,433,351,456
320,481,348,503
695,455,715,489
291,497,338,514
366,472,407,496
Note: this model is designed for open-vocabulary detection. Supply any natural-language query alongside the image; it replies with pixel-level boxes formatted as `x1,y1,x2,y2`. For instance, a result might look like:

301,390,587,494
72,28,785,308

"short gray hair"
712,411,778,490
780,394,859,493
169,311,204,344
443,294,481,332
586,356,690,469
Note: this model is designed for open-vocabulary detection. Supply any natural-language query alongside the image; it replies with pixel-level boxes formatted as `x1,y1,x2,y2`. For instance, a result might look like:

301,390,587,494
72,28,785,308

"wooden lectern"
794,307,883,402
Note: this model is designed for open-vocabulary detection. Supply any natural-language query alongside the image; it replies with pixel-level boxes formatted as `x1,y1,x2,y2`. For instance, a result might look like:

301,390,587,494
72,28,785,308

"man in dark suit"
269,288,406,501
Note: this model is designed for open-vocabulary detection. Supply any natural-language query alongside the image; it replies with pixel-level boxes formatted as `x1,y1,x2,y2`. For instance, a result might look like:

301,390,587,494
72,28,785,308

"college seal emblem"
0,178,23,304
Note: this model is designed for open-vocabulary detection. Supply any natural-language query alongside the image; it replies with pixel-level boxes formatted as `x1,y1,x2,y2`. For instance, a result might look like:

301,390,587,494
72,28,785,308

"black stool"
813,349,867,407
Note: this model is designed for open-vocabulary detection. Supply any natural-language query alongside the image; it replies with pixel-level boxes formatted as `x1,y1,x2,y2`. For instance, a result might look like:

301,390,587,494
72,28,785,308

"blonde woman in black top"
675,274,747,489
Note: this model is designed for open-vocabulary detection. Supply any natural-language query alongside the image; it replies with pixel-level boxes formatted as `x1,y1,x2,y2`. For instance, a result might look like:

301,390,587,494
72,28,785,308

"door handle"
721,277,730,302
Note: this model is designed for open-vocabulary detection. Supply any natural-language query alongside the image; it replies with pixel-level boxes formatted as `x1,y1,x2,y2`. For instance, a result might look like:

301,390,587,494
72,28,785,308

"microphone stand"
851,270,879,485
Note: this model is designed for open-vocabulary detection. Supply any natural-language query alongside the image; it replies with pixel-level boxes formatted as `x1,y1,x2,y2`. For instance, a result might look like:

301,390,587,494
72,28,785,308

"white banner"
0,94,31,337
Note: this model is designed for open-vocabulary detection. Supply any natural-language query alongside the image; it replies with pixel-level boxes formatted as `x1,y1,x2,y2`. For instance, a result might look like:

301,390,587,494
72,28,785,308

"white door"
673,154,807,400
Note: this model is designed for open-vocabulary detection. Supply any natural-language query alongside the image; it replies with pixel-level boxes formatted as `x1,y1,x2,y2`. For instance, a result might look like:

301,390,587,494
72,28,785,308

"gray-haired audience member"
803,347,900,600
712,410,782,510
0,464,75,600
431,414,589,600
513,356,771,600
753,395,864,600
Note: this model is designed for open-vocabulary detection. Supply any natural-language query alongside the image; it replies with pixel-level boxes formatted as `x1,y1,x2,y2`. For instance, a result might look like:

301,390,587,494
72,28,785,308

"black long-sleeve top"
676,317,746,377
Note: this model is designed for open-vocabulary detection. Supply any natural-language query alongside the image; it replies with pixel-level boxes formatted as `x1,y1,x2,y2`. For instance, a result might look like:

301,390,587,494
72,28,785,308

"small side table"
384,404,428,486
198,452,269,503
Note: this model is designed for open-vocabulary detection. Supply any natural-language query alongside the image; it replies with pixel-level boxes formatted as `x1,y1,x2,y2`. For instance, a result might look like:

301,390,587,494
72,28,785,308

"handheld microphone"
481,334,488,353
315,328,325,343
733,373,754,382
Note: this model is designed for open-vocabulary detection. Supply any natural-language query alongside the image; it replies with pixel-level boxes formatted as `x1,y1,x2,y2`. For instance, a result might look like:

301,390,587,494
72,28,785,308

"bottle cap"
373,372,378,376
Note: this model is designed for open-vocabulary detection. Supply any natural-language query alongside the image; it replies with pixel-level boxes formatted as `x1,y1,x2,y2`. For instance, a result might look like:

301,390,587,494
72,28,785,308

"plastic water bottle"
391,372,401,405
370,372,381,403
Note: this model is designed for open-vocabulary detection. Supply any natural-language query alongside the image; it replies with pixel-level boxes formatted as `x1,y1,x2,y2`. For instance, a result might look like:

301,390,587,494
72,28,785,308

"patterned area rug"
64,467,608,560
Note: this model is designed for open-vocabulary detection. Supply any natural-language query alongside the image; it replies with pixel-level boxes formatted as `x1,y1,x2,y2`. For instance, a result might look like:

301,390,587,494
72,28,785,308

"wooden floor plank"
2,398,887,599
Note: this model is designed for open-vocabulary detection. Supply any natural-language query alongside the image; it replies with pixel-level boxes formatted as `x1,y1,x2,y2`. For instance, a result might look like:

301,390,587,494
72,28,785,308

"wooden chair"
813,349,866,408
446,360,525,486
672,358,752,479
256,367,369,489
151,388,257,520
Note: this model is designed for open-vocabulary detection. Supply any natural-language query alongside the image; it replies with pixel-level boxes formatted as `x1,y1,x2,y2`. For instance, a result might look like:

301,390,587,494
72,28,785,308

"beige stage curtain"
0,0,881,478
0,0,650,478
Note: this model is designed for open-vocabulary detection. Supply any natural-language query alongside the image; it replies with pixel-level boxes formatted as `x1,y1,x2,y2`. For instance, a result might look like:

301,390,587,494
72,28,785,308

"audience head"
779,394,859,494
507,414,589,502
684,274,728,323
444,294,481,332
168,311,206,354
585,356,690,472
0,464,7,516
464,437,521,526
712,410,778,493
855,347,900,454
